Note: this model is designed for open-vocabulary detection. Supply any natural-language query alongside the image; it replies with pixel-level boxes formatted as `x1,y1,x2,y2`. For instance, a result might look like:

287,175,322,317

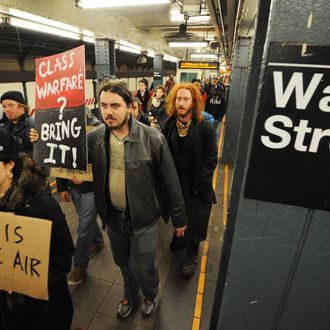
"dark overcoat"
149,101,168,132
0,158,74,330
164,117,218,241
2,112,34,157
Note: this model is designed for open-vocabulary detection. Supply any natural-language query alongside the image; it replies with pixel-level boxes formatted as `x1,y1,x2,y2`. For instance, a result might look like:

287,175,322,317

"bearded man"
164,83,218,278
1,90,34,156
87,81,187,318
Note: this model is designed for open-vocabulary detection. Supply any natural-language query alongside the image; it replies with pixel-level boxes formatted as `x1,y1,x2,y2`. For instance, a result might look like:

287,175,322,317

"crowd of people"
0,74,227,329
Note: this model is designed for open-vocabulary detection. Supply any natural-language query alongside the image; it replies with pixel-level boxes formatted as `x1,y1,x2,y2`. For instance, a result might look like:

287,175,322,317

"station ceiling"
0,0,257,70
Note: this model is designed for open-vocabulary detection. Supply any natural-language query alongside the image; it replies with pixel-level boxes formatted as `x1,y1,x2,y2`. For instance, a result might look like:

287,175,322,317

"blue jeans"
70,189,104,270
106,220,159,301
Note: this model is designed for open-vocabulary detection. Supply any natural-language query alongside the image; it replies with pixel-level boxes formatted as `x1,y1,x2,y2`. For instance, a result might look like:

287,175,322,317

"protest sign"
0,212,52,300
51,163,93,182
35,45,87,170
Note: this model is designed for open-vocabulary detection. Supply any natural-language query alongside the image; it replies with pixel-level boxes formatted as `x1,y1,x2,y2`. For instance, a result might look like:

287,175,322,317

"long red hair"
166,83,204,122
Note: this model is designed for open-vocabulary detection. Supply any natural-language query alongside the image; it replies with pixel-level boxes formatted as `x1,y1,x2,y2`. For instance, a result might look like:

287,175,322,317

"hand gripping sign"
34,45,87,171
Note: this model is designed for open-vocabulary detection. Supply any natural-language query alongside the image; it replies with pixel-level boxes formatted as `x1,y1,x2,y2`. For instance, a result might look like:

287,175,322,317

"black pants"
106,217,159,301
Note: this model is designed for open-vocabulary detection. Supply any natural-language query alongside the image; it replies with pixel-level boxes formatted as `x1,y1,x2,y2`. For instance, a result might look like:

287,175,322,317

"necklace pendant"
118,141,123,145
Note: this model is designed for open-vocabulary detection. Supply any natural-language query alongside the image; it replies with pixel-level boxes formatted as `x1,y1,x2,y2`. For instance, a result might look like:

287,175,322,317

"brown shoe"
68,267,86,285
89,243,104,259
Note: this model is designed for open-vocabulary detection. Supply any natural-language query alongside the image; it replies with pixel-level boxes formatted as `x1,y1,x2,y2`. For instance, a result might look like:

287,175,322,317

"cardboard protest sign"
34,45,87,171
51,163,93,182
49,126,96,180
0,212,52,300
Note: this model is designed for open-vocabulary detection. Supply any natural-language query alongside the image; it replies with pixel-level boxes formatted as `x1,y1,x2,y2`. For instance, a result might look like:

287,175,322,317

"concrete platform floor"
56,125,231,330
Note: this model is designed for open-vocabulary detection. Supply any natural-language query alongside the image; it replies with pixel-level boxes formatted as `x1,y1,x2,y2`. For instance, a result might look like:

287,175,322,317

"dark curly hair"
98,80,133,108
0,153,47,211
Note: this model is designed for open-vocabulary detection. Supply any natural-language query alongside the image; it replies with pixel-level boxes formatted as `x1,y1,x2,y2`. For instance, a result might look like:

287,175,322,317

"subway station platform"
54,123,232,330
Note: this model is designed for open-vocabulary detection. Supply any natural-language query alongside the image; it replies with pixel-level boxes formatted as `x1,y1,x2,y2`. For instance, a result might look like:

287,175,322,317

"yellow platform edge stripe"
192,119,227,329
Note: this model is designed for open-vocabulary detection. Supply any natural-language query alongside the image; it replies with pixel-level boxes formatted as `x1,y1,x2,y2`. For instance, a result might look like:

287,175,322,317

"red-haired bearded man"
164,83,218,278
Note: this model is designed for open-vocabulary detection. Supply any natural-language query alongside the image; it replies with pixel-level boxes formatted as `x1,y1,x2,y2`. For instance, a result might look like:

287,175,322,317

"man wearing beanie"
1,90,34,157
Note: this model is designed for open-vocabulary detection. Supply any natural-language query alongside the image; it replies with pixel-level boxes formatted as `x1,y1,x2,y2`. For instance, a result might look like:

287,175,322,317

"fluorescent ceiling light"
118,40,142,54
119,40,141,51
8,8,80,33
118,45,141,55
5,8,95,41
82,29,95,37
82,36,95,43
189,16,210,23
164,54,179,62
168,41,208,48
191,54,217,59
147,49,155,57
77,0,170,8
11,18,80,40
170,14,210,23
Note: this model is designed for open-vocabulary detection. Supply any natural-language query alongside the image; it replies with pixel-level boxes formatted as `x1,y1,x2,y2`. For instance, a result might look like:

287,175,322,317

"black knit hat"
0,128,19,161
0,91,27,105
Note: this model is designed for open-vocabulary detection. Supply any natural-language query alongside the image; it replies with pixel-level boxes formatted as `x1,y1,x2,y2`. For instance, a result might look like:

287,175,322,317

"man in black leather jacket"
88,81,187,319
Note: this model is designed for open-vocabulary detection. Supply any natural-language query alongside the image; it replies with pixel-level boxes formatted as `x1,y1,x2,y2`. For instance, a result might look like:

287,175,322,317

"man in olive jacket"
164,82,218,278
88,81,187,319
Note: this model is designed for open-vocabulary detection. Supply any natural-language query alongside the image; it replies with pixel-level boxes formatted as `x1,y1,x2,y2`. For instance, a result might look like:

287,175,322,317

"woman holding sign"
0,128,74,330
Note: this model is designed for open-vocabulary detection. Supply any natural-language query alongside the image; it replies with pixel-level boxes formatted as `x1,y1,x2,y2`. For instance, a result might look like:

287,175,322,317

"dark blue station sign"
244,43,330,210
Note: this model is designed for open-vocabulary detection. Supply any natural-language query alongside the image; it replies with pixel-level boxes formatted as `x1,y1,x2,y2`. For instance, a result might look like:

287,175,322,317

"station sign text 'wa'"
244,44,330,210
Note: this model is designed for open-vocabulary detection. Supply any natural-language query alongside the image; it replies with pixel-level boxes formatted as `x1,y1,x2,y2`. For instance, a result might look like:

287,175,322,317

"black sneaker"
181,258,198,278
117,298,133,319
117,296,139,319
142,297,159,318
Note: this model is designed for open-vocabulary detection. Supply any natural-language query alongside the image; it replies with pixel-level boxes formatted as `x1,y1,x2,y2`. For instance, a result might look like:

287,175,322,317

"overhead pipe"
216,0,228,61
232,0,244,57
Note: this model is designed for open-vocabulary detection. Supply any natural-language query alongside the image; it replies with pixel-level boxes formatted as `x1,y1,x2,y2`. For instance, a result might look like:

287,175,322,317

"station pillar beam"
153,54,164,89
221,37,252,164
94,38,116,81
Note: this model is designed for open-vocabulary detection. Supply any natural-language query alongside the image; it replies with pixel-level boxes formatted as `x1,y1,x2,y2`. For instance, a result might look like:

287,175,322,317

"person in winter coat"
192,78,207,105
0,91,34,157
0,128,74,330
135,79,152,114
164,83,218,278
204,84,226,140
165,74,175,93
29,108,104,286
147,85,168,131
204,75,220,97
56,108,104,285
88,81,187,318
